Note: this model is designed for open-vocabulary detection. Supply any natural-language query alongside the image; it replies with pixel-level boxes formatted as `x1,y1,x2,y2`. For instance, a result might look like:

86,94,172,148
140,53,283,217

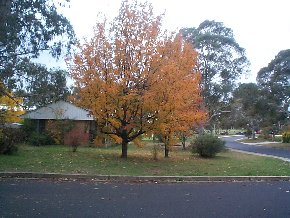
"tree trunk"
121,139,128,159
165,144,169,158
182,135,186,150
163,134,171,158
252,130,255,140
164,140,169,158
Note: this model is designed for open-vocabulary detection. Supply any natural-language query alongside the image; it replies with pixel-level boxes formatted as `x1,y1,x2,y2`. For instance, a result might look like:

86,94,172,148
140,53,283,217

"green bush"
151,144,161,160
22,119,38,140
191,134,225,158
273,136,282,142
0,128,22,155
282,132,290,143
70,137,80,152
28,132,55,146
259,127,272,140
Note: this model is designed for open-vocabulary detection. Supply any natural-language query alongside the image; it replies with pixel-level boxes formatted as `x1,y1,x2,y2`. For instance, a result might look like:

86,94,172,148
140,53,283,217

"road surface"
1,179,290,217
224,136,290,161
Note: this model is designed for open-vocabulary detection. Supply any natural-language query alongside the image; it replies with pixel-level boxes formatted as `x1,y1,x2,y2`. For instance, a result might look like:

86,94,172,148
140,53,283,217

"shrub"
282,132,290,143
0,128,23,155
244,129,252,139
46,119,75,145
191,134,225,158
273,136,282,142
0,137,18,155
70,137,80,152
22,119,38,138
28,132,55,146
259,127,272,140
152,144,161,160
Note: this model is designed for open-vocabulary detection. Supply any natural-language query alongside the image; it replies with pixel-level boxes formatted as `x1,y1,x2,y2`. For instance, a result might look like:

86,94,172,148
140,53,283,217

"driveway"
1,179,290,218
224,136,290,161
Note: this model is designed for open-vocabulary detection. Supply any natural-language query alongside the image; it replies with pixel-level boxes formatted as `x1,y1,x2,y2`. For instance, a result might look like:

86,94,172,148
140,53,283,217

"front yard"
1,143,290,176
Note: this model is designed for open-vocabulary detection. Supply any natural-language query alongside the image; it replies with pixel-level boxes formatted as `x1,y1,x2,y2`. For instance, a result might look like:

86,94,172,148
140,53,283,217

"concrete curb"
1,172,290,183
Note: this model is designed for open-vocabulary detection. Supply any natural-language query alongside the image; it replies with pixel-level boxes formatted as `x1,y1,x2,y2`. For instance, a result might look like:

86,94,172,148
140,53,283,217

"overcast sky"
39,0,290,83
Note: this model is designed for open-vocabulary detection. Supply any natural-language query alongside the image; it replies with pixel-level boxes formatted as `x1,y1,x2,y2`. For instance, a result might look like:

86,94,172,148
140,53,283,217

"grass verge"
259,143,290,150
0,144,290,176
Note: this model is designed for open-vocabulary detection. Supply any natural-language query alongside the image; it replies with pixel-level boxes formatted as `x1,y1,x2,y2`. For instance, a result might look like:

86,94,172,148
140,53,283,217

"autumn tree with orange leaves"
150,35,207,157
70,0,206,158
0,89,24,124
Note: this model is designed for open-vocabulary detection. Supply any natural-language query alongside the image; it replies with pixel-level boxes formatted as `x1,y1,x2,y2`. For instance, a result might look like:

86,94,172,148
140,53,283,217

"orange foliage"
151,34,207,132
0,90,24,123
69,0,206,158
148,34,207,156
132,137,144,148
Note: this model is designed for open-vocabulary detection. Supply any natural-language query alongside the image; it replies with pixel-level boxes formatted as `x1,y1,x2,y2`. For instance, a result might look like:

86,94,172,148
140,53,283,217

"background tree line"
1,0,289,156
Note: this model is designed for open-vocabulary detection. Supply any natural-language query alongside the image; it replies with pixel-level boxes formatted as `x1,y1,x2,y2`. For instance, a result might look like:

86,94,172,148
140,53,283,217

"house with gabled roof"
20,101,95,145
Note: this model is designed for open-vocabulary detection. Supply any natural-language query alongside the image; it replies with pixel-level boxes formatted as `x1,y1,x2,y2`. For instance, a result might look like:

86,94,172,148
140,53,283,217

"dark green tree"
15,60,70,108
180,20,249,124
0,0,75,91
232,83,286,137
257,49,290,116
232,83,262,138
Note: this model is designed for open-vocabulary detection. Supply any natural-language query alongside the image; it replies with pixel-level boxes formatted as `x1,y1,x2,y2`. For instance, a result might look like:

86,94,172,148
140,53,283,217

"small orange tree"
70,0,205,158
150,34,207,157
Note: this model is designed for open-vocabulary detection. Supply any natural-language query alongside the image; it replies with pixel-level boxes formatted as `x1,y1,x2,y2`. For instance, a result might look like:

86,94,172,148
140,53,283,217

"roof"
20,101,94,121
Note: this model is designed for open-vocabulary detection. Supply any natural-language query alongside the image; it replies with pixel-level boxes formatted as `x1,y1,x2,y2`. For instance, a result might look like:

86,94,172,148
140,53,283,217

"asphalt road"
224,136,290,161
1,179,290,218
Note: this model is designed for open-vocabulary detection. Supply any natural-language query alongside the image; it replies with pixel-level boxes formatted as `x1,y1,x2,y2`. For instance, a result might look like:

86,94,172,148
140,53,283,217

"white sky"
39,0,290,83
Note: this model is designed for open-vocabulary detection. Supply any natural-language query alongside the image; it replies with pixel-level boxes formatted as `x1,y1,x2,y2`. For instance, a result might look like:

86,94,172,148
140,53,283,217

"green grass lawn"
0,143,290,176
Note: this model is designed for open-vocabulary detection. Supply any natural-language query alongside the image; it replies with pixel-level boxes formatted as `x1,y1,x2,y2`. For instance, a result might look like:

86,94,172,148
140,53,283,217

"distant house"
20,101,95,145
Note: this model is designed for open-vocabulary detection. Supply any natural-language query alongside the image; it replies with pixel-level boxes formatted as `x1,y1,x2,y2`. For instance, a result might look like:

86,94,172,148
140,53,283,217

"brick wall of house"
64,121,91,146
